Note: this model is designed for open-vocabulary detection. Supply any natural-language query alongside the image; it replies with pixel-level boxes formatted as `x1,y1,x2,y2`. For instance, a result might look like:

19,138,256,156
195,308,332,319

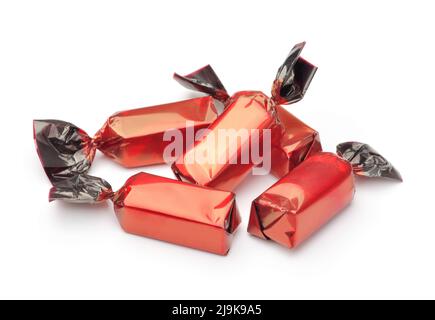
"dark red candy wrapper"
34,96,218,174
248,143,402,249
172,42,318,191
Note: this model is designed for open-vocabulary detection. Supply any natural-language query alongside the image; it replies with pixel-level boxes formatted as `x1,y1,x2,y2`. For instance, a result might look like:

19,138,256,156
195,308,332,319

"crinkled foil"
337,142,402,181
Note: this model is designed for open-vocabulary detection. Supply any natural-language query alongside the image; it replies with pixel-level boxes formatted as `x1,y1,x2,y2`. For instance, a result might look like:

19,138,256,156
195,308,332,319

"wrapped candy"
112,173,240,255
172,42,318,191
33,41,403,255
271,105,322,178
248,142,402,249
33,128,240,254
173,90,277,191
34,96,218,171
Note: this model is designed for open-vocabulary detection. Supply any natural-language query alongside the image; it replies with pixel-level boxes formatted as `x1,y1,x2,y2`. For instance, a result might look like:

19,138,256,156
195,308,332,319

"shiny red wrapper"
97,97,218,167
271,105,322,178
44,170,241,255
114,172,240,255
248,153,355,248
34,96,218,172
172,43,318,191
173,91,278,191
249,145,402,249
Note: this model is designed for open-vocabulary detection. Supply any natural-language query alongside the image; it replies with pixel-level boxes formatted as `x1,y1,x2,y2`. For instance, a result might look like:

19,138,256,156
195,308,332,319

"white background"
0,0,434,300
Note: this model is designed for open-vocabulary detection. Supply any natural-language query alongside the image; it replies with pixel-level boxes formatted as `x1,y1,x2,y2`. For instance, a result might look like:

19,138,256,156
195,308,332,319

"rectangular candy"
35,115,241,254
34,96,218,177
96,97,218,167
249,142,402,249
172,91,278,191
114,172,241,255
248,152,355,248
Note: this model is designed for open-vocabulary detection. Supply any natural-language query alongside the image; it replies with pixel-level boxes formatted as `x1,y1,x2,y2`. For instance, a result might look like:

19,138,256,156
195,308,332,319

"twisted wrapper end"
34,120,113,203
48,174,113,203
33,120,96,180
336,142,403,181
173,65,230,104
271,42,318,105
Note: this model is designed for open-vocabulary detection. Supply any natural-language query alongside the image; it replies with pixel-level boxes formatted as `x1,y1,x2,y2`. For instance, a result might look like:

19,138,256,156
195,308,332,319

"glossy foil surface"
95,96,218,167
172,91,278,191
113,172,241,255
271,105,322,178
248,152,355,249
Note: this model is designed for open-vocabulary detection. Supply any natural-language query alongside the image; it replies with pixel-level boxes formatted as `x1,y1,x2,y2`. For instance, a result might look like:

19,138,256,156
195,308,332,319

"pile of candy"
34,42,401,255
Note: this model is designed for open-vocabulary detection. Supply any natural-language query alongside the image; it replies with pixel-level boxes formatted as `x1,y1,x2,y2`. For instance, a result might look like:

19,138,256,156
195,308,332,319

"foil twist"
337,142,402,181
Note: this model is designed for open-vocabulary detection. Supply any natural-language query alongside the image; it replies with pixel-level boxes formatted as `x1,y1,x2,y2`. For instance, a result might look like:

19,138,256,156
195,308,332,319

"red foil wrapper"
271,105,322,178
95,97,218,167
173,91,278,191
35,104,240,254
114,173,240,255
34,96,218,173
249,144,402,249
248,153,355,248
172,43,318,191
